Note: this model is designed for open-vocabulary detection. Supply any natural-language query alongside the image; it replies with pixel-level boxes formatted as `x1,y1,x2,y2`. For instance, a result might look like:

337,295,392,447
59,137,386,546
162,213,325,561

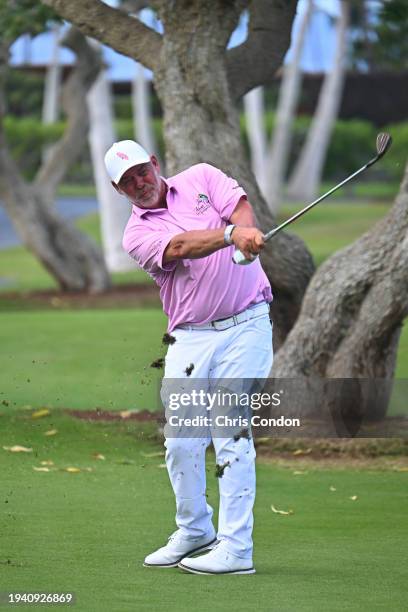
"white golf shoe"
143,529,218,568
178,541,255,575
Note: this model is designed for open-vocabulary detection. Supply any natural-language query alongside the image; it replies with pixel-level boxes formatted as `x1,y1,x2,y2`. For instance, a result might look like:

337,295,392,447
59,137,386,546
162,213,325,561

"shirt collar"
131,177,176,219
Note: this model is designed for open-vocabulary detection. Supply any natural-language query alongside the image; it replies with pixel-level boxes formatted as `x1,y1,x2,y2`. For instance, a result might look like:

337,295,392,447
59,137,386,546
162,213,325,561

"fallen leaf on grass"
40,460,54,466
63,467,81,473
271,504,294,515
33,467,50,472
31,409,50,419
44,429,58,436
92,453,105,460
330,486,337,492
50,297,63,307
119,411,132,419
141,451,165,458
3,445,33,453
293,470,308,475
350,495,358,501
292,448,312,456
255,437,270,444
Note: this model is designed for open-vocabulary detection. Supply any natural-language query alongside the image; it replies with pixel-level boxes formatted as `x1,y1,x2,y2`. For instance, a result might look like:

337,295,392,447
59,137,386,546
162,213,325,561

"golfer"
104,140,273,575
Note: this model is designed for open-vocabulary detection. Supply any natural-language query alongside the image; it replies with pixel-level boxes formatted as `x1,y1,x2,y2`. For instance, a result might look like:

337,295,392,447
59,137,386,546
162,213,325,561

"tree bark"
42,0,162,72
0,29,111,292
226,0,298,100
287,2,349,201
268,158,408,421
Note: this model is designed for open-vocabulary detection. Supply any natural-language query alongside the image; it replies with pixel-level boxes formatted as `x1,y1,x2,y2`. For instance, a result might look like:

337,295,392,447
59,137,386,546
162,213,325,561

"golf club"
232,132,393,265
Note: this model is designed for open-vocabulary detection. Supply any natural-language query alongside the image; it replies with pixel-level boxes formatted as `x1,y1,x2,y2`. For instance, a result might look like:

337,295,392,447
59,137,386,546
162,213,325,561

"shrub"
4,116,65,179
3,113,405,186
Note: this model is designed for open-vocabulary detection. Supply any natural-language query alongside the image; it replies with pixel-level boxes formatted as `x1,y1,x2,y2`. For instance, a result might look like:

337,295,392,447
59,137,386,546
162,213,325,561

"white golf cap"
104,140,151,184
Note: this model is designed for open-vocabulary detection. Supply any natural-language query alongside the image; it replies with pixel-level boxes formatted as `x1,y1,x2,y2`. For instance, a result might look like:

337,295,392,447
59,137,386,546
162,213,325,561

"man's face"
114,156,166,209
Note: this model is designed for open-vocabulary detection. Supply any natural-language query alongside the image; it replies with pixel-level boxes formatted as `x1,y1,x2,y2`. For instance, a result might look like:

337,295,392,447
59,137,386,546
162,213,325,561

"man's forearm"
164,228,226,262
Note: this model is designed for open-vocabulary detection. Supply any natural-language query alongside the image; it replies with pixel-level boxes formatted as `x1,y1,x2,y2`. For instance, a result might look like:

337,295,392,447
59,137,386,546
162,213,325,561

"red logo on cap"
117,152,129,160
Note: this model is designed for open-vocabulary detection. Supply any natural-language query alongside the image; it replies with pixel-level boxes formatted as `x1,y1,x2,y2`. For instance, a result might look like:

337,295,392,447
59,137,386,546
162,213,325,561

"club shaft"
263,154,379,242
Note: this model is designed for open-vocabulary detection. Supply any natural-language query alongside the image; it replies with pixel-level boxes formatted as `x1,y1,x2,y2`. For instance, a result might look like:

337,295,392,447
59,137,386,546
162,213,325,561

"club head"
376,132,392,158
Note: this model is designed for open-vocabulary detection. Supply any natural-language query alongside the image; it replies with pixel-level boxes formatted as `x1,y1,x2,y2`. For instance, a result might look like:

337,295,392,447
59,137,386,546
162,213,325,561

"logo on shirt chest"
195,193,211,215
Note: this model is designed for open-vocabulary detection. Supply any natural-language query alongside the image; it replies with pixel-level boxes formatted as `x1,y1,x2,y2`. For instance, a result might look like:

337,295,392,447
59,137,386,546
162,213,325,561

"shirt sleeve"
123,228,178,275
202,163,247,221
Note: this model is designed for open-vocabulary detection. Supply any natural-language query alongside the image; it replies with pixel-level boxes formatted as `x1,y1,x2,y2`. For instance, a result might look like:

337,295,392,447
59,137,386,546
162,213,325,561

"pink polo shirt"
122,163,272,332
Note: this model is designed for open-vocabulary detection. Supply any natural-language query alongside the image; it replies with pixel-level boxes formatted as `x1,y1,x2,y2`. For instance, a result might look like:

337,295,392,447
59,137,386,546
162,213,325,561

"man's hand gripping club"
231,227,265,263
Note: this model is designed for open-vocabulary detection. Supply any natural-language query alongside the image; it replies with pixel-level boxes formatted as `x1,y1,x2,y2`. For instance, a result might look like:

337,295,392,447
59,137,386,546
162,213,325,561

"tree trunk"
287,1,349,201
87,66,134,273
264,0,313,213
154,0,315,347
267,158,408,422
0,29,111,293
0,163,110,292
243,86,267,198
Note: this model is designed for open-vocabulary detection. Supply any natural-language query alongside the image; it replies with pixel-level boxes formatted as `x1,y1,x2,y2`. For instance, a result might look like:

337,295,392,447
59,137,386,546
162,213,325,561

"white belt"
176,302,270,332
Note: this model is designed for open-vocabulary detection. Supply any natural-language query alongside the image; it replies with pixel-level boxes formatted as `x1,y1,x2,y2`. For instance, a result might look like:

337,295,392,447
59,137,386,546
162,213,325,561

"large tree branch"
227,0,298,101
41,0,162,71
34,28,102,194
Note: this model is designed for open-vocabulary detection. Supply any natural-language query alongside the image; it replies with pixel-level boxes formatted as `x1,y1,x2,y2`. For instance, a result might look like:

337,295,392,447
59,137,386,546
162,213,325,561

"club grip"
232,249,259,265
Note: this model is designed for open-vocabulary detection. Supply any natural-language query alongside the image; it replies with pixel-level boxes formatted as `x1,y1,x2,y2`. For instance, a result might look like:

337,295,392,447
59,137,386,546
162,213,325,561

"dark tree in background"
0,1,111,291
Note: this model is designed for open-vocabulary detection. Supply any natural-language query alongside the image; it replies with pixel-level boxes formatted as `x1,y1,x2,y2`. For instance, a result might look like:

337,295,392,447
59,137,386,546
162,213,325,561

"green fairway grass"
0,309,166,412
1,411,407,612
1,308,407,415
278,202,390,266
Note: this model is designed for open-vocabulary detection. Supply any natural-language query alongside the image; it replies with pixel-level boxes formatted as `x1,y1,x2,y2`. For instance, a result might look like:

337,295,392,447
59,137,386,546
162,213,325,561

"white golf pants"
161,307,273,559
